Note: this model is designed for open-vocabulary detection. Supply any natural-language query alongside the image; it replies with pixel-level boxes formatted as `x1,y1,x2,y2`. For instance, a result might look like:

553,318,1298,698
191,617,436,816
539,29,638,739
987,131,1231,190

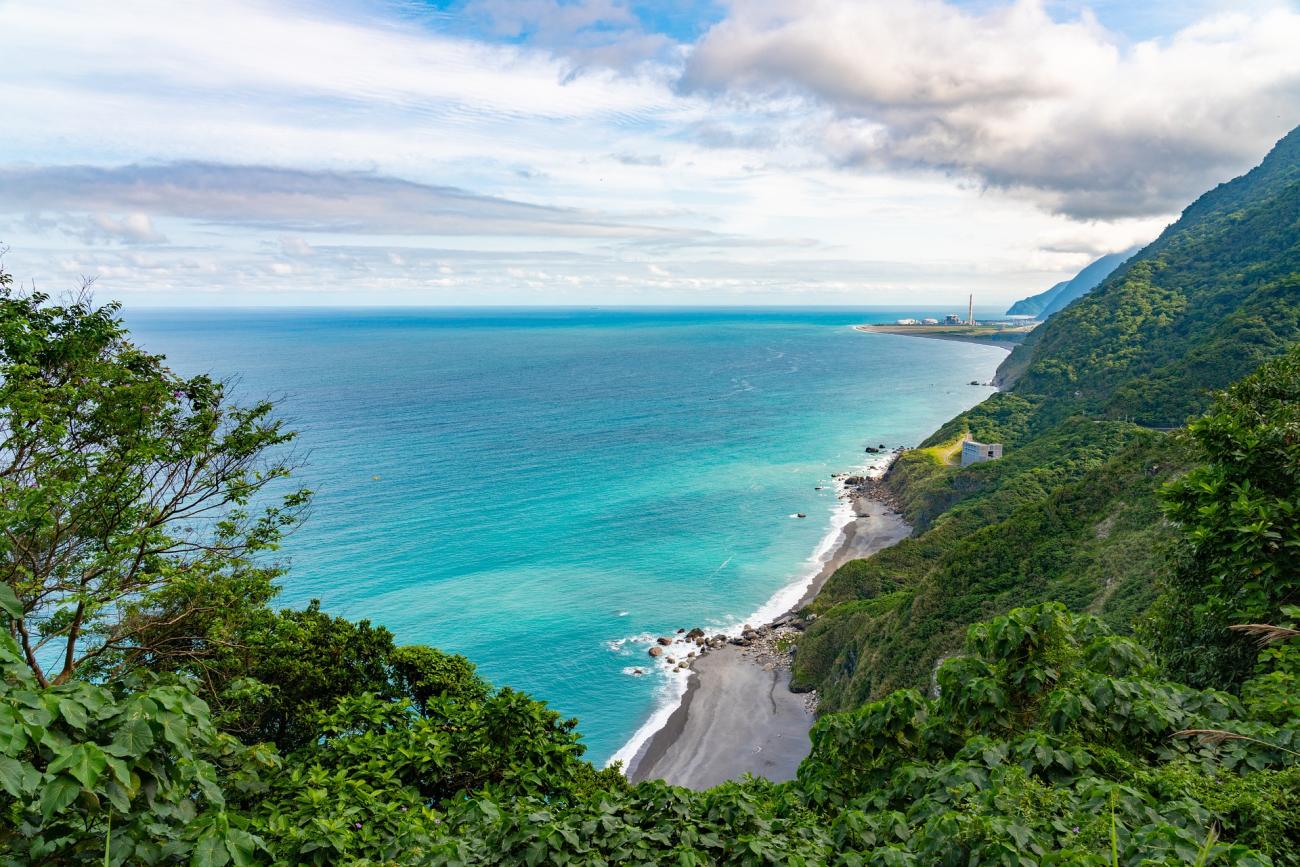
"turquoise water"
124,307,1006,763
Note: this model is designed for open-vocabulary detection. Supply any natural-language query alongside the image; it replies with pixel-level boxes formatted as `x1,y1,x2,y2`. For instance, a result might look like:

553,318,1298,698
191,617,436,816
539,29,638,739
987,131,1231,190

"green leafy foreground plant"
432,604,1298,865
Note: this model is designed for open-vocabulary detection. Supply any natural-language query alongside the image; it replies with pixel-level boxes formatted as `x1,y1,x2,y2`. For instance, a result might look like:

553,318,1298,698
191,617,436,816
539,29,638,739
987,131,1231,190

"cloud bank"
683,0,1300,218
0,163,678,239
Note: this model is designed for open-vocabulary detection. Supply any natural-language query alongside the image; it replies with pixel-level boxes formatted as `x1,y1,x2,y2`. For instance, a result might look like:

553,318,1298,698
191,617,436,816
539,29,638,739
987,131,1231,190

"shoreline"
623,480,910,787
852,324,1021,351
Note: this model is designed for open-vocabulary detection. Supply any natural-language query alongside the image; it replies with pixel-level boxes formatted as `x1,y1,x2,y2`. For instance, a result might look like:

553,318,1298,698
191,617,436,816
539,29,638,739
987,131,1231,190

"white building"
895,318,919,325
961,438,1003,466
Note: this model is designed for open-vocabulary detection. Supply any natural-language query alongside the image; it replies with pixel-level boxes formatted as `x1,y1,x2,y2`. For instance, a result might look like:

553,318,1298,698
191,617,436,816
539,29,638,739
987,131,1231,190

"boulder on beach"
666,657,676,664
656,636,673,646
686,627,705,640
647,646,662,658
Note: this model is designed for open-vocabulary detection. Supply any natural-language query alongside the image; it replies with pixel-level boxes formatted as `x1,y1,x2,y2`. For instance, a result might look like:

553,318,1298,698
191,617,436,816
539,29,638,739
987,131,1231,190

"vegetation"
1145,346,1300,691
792,421,1184,709
793,122,1300,713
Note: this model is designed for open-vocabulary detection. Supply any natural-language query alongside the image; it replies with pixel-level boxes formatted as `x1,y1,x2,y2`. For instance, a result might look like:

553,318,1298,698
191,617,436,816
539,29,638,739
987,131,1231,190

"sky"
1,0,1299,306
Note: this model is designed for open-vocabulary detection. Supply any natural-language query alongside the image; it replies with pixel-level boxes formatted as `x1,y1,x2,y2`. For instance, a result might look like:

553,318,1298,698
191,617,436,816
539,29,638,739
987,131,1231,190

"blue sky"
1,0,1298,306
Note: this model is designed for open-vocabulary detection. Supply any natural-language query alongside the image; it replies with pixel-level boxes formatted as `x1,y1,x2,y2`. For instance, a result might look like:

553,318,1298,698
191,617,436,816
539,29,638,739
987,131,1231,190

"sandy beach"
626,490,910,788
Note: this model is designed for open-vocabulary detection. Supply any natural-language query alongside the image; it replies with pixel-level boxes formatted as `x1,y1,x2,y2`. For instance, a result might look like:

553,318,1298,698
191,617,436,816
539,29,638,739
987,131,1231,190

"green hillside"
795,124,1300,717
1001,126,1300,424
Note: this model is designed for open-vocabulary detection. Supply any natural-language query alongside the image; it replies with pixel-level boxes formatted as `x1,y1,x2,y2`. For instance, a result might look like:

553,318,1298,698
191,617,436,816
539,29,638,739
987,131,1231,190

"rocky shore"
627,463,906,690
624,470,911,788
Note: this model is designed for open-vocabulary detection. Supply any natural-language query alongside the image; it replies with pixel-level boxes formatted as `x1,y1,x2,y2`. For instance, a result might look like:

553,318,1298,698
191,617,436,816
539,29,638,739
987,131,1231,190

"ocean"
124,307,1007,764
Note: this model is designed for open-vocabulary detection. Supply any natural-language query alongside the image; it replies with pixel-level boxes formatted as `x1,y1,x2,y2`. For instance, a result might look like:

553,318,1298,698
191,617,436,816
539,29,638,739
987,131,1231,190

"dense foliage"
0,283,305,689
1145,346,1300,690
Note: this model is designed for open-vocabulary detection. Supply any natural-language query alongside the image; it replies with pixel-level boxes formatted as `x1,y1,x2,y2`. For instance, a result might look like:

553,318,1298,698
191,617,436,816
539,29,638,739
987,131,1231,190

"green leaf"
105,780,131,814
192,831,231,867
40,774,81,820
224,829,260,867
58,697,89,730
0,755,27,797
111,719,154,756
48,743,108,789
0,584,21,620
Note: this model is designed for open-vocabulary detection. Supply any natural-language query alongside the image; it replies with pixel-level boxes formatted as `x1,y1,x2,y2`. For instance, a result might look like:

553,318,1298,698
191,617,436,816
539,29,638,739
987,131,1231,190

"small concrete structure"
961,438,1003,467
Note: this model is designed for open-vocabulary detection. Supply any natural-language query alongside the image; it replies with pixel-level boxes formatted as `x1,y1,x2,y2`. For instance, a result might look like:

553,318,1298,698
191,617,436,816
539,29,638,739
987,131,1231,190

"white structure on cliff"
961,437,1003,467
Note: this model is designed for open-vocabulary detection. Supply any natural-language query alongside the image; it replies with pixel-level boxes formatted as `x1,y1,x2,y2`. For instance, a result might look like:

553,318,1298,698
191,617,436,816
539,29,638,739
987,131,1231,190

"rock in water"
656,636,673,646
647,646,662,658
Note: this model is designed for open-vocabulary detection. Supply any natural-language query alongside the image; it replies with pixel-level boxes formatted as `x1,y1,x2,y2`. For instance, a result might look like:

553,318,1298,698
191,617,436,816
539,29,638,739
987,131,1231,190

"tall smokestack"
968,294,974,325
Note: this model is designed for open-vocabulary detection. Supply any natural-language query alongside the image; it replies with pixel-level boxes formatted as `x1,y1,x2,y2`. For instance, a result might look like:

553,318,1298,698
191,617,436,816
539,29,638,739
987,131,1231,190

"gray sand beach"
626,492,910,789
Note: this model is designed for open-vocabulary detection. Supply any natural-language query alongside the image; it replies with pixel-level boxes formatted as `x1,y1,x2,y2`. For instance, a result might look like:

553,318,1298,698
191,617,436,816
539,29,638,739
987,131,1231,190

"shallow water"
125,306,1005,763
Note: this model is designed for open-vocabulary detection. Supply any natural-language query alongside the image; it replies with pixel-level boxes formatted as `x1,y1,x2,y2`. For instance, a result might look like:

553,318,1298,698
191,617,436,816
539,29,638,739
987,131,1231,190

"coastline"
623,481,910,787
852,324,1022,351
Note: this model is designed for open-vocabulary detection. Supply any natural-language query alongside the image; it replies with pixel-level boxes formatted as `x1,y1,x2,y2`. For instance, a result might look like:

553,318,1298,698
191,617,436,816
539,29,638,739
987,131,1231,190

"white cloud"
683,0,1300,218
279,236,314,257
18,211,167,245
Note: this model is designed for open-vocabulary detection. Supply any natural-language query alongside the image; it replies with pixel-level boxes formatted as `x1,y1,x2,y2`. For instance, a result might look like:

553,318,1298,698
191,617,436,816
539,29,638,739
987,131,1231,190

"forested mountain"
1001,125,1300,424
1005,247,1139,319
795,122,1300,762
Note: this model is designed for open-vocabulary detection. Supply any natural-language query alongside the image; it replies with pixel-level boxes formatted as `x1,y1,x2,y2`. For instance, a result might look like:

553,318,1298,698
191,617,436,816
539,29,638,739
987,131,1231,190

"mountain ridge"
1005,247,1140,319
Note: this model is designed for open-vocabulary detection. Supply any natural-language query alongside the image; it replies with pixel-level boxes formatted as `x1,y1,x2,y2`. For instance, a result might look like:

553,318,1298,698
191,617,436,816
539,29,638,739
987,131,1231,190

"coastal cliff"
791,122,1300,713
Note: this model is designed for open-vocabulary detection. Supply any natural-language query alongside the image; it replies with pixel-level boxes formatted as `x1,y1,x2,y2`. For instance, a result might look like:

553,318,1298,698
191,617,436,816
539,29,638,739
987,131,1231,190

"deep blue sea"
124,307,1007,764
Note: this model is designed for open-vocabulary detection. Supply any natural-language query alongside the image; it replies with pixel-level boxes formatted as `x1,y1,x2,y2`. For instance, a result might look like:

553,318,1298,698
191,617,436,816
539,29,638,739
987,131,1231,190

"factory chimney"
967,294,974,326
